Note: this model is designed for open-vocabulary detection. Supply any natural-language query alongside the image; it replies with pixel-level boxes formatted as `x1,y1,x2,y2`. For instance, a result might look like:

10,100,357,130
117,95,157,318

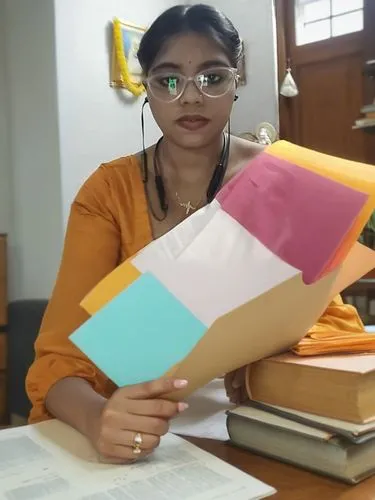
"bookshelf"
353,60,375,130
342,278,375,326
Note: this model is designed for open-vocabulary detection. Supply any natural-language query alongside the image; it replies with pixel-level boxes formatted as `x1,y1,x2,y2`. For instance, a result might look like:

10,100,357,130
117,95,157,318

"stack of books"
353,101,375,129
226,353,375,484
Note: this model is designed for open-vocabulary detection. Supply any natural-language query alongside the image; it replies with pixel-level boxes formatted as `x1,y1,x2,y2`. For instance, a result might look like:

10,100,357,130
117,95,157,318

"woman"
26,4,363,463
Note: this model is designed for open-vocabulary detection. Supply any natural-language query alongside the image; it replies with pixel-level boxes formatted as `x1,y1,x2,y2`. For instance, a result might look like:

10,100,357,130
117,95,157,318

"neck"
160,135,225,185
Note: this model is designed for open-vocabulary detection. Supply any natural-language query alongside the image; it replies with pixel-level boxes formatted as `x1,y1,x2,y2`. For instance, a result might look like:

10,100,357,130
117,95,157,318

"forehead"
150,33,231,73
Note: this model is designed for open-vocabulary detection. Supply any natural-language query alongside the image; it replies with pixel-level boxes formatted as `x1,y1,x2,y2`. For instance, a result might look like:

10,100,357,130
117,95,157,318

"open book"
0,420,275,500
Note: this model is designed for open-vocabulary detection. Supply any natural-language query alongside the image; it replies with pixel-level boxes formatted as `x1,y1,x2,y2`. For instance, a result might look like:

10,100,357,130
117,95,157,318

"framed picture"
110,20,146,88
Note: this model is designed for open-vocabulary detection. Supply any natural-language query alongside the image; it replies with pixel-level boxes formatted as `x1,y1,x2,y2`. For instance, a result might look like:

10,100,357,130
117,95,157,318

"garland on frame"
113,18,145,97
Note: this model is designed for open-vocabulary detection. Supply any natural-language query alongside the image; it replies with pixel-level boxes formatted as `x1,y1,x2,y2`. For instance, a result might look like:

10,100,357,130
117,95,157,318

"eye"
205,73,222,84
197,71,225,87
155,75,180,88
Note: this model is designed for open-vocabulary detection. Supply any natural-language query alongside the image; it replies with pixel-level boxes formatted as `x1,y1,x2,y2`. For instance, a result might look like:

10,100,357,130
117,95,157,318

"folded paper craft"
216,152,367,284
70,142,375,398
267,141,375,274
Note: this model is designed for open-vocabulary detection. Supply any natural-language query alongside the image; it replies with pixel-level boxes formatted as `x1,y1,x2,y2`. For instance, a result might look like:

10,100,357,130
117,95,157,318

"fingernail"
178,402,189,412
174,379,188,389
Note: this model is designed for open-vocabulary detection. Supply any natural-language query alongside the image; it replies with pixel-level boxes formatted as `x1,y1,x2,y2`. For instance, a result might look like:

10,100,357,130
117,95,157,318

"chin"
171,130,222,150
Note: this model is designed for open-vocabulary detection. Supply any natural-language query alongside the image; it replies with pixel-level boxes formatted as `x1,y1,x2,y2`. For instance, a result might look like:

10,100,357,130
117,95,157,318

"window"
295,0,364,46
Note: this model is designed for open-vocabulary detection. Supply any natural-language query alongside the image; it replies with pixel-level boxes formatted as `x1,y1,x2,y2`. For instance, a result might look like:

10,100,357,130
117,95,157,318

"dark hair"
137,4,242,75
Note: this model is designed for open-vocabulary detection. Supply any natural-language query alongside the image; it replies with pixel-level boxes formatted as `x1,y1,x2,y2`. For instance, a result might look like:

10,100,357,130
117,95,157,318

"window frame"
295,0,364,46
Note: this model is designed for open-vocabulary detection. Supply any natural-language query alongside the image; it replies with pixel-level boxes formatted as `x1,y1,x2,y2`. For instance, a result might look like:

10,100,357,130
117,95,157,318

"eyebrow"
151,59,231,73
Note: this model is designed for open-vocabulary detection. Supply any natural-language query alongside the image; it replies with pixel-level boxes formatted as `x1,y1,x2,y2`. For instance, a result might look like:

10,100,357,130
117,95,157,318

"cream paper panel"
133,208,300,326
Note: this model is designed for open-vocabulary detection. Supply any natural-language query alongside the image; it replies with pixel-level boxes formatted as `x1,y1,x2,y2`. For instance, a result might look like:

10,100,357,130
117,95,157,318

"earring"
234,95,239,102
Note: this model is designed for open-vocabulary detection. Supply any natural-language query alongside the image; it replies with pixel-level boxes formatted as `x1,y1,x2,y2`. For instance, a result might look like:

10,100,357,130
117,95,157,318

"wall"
3,0,63,300
189,0,279,135
0,0,11,235
1,0,278,299
54,0,175,224
1,0,173,300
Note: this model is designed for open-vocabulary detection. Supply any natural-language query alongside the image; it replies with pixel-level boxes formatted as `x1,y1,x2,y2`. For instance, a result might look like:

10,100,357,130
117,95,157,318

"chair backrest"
7,300,48,421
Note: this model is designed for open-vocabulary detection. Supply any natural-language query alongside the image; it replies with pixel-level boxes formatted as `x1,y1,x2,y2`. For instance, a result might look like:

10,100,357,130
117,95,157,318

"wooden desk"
189,437,375,500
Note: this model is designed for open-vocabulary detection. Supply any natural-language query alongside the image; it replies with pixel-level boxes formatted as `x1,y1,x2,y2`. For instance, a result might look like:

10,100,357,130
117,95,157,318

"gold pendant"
180,200,196,215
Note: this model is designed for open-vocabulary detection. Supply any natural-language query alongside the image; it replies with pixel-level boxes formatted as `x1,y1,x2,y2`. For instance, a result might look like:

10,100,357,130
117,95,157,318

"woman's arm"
26,163,122,425
45,377,106,441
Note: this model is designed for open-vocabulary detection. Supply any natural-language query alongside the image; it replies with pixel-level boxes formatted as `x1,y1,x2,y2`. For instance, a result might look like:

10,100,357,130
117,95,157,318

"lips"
176,115,210,131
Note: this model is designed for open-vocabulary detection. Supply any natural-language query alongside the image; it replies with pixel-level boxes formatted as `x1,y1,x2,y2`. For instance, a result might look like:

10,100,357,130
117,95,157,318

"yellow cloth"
292,295,373,355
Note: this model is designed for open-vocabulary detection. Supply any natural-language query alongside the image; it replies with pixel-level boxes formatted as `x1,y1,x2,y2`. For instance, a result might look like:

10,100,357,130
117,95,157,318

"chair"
6,300,48,424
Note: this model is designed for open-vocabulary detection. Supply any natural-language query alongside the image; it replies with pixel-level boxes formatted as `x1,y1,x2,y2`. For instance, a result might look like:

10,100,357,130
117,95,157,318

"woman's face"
146,33,237,150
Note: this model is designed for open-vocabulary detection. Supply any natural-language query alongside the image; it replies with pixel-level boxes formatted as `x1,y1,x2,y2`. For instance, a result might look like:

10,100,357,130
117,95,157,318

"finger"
98,455,134,465
126,398,188,418
97,429,159,462
109,429,161,451
229,390,240,404
232,367,245,389
224,372,236,396
229,384,249,405
121,378,188,400
229,387,242,404
113,413,169,437
240,383,249,404
98,444,153,463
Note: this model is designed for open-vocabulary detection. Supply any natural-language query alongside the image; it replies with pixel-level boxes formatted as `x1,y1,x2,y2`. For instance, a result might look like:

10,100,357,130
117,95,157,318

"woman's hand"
224,366,248,405
89,377,189,464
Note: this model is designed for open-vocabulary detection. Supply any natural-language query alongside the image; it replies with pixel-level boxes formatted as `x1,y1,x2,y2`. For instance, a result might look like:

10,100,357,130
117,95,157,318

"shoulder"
78,155,140,194
233,135,265,161
74,154,142,210
226,135,265,182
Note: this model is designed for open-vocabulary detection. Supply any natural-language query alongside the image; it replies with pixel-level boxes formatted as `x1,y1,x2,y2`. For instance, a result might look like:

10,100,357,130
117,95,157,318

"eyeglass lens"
148,68,236,101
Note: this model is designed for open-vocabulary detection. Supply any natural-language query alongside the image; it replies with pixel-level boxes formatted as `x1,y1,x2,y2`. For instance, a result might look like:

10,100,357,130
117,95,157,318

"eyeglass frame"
143,66,239,103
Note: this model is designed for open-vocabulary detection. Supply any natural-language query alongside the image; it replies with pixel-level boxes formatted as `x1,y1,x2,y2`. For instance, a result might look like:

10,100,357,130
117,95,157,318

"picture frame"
110,20,146,88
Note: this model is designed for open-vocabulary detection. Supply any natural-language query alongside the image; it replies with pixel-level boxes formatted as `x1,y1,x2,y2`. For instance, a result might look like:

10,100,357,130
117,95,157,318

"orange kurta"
26,155,365,424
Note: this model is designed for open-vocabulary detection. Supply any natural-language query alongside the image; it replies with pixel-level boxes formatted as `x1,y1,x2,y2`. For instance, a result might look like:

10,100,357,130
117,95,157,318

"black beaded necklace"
141,99,231,222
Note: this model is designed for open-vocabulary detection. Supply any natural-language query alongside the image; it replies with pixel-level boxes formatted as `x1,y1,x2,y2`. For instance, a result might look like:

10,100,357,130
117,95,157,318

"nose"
180,79,203,105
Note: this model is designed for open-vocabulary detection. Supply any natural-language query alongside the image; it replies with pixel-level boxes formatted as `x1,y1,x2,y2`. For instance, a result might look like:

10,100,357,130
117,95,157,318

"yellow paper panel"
166,269,338,401
267,141,375,273
81,260,141,315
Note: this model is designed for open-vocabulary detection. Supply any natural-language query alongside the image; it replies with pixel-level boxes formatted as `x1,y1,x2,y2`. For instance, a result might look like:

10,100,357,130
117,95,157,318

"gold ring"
132,432,143,455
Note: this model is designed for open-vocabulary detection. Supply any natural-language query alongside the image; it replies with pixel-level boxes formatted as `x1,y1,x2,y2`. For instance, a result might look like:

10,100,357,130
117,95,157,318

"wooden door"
276,0,375,164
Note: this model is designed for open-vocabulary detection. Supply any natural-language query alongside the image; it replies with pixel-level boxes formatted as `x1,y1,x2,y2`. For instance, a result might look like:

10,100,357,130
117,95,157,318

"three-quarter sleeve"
26,164,122,423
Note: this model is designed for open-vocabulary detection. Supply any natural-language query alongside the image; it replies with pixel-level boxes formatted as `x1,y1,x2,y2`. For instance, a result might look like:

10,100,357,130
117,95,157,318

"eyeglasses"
145,67,238,103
